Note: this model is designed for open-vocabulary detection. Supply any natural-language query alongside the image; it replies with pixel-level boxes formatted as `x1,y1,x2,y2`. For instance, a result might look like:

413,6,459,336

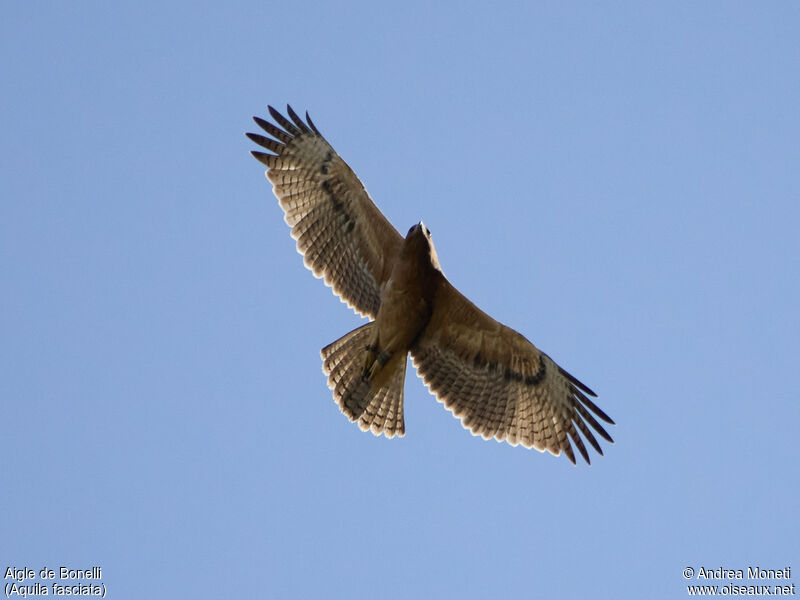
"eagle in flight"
247,105,614,464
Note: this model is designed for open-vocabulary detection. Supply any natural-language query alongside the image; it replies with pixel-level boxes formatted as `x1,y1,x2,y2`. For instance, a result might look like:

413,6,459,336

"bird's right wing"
410,277,614,464
247,105,403,319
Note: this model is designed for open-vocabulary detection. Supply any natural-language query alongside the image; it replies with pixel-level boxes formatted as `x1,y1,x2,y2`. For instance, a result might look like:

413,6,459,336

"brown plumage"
247,105,615,464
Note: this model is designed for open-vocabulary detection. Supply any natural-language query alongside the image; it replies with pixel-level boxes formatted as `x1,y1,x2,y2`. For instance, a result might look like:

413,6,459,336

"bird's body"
368,225,437,381
247,105,615,464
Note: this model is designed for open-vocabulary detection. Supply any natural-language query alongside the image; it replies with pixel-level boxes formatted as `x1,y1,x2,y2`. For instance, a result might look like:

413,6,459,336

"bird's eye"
407,225,418,236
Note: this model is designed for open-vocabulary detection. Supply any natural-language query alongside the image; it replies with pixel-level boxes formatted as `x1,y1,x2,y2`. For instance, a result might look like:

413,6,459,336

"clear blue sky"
2,2,798,599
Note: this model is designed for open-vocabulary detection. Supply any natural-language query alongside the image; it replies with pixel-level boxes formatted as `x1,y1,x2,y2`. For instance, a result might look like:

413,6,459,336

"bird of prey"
247,105,614,464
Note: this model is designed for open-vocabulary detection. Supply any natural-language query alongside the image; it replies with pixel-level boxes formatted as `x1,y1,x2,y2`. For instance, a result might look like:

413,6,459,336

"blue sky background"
2,2,798,598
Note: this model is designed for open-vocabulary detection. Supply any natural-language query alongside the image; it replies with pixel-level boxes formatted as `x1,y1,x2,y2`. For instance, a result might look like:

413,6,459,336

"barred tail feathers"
321,323,407,438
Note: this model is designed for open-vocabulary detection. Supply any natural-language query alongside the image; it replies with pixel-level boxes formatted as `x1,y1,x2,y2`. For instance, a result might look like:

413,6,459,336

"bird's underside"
247,105,615,465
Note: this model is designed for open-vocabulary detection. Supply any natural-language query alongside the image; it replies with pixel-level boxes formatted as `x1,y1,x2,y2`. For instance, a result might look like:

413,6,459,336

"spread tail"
321,323,406,438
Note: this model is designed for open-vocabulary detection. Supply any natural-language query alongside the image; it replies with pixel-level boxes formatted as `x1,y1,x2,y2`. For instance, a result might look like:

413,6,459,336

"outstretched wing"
247,105,403,318
410,278,614,464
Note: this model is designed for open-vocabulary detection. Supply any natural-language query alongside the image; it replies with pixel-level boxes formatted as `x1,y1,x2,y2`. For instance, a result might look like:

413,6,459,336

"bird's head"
405,221,442,272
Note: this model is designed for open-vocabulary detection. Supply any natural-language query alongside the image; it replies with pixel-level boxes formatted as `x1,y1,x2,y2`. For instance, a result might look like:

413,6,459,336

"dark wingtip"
286,104,310,133
246,132,283,153
268,104,301,136
570,381,614,426
569,430,591,465
305,110,320,135
582,394,615,425
559,365,597,397
250,150,273,166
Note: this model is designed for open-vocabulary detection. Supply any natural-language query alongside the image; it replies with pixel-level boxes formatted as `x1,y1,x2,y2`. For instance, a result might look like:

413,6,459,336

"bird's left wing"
410,277,614,464
247,105,403,318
